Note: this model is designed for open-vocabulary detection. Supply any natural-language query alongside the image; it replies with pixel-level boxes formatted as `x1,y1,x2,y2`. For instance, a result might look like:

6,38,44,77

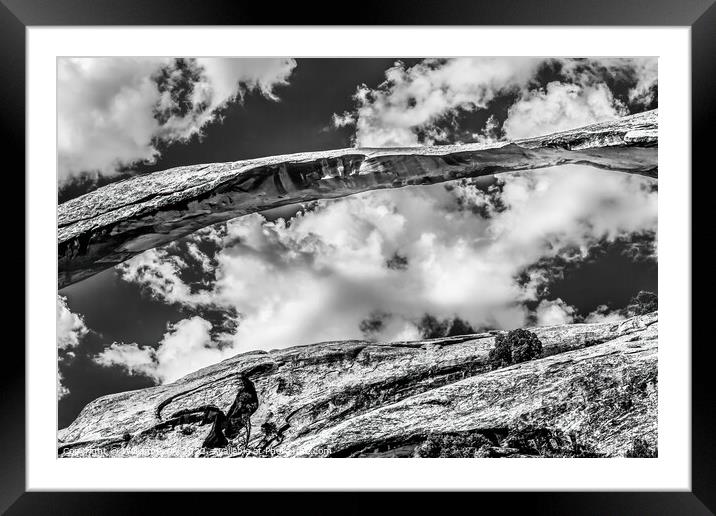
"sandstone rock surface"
58,313,657,458
58,110,657,288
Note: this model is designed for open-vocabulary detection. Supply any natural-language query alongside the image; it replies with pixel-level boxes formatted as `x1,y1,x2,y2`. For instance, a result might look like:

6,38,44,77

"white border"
27,27,691,491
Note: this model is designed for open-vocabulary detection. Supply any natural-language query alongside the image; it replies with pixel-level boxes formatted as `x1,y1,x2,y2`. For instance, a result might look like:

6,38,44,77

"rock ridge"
58,313,657,458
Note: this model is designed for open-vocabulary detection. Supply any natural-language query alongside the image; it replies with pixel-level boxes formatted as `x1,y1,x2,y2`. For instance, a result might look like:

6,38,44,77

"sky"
57,57,658,428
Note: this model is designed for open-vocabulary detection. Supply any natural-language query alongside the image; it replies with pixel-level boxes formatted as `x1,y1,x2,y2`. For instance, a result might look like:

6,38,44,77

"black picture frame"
4,1,713,513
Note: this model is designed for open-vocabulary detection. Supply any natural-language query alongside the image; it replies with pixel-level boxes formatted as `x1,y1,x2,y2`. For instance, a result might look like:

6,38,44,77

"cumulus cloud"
502,82,627,139
584,304,626,324
57,368,70,400
333,58,541,147
58,57,296,181
334,57,656,146
118,165,657,357
57,295,88,350
95,316,230,384
559,57,658,108
534,298,576,326
117,247,214,307
57,295,89,398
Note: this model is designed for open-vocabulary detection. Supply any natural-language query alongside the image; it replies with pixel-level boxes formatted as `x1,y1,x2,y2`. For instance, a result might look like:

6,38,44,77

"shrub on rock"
489,329,543,369
261,421,278,438
488,334,513,369
626,290,658,316
625,437,657,458
418,314,449,339
417,314,477,339
414,432,493,458
446,317,476,337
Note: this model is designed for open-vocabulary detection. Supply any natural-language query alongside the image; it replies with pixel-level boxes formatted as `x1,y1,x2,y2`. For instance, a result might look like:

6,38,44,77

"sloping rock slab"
58,313,657,458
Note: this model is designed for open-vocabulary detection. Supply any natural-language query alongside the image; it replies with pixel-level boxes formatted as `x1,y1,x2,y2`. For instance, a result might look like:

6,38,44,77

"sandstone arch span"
58,109,657,289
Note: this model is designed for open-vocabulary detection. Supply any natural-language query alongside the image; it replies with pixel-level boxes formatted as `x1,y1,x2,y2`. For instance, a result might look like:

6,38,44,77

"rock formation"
160,375,259,449
58,313,657,458
58,110,657,288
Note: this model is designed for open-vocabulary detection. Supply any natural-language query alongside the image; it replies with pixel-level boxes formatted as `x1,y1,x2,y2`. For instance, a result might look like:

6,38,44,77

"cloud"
584,304,626,324
57,295,89,398
57,295,88,350
58,57,296,181
502,82,627,139
534,298,576,326
559,57,658,108
117,246,213,307
94,342,156,378
472,114,500,145
335,57,656,146
57,368,70,400
333,58,542,147
119,165,657,356
94,316,230,384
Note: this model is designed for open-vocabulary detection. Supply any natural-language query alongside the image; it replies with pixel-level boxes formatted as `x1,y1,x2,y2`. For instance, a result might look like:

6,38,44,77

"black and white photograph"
55,56,659,459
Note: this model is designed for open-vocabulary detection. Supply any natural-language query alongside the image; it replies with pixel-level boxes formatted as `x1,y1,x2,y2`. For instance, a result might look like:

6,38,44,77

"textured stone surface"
58,313,657,458
58,110,657,288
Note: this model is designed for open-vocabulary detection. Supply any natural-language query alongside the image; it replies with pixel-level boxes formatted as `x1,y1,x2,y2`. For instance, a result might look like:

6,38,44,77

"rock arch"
58,109,657,288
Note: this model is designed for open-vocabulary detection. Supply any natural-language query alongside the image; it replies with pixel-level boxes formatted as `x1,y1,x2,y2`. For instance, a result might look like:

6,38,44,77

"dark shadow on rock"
224,376,260,445
202,410,228,449
189,375,260,449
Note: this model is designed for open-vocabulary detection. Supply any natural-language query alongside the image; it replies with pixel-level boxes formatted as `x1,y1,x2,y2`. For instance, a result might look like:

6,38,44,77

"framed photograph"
6,0,714,512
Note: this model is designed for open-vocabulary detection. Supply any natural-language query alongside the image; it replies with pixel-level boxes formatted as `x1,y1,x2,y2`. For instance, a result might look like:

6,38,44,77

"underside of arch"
58,109,657,289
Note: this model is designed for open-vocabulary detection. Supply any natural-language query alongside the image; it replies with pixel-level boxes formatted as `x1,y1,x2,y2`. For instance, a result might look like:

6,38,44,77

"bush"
625,437,657,458
446,317,476,337
488,334,513,369
276,377,302,395
385,253,409,270
626,291,658,316
359,314,385,337
419,314,449,339
261,421,278,438
260,420,283,450
414,432,493,458
489,329,543,369
413,427,600,458
419,314,476,339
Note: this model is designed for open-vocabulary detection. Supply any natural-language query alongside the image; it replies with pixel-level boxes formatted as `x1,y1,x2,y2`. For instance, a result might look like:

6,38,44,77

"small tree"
385,253,409,271
261,421,277,439
446,317,476,337
625,437,657,458
511,329,543,363
627,290,658,316
419,314,476,339
419,314,449,339
488,334,513,369
260,420,282,450
489,329,543,369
